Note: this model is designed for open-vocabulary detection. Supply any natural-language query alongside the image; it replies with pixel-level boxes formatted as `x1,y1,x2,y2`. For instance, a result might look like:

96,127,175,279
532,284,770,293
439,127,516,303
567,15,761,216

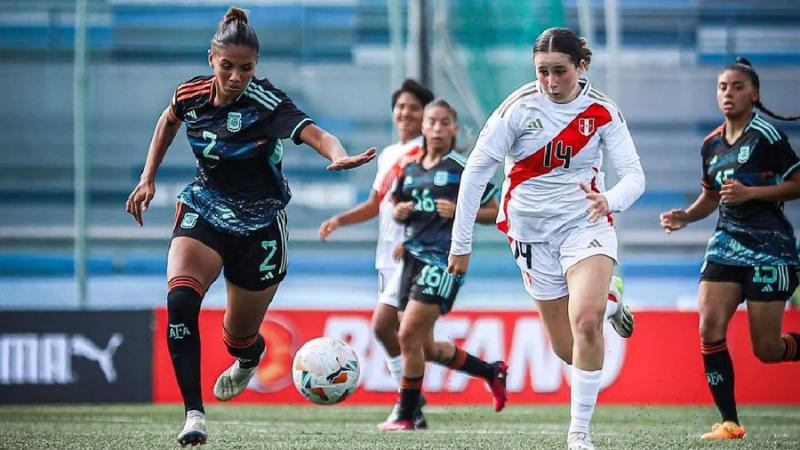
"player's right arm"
126,106,182,226
448,109,514,275
660,188,720,234
660,140,721,234
319,189,380,242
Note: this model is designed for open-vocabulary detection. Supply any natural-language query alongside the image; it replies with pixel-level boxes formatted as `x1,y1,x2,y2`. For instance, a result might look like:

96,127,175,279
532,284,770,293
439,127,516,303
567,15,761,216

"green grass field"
1,404,798,449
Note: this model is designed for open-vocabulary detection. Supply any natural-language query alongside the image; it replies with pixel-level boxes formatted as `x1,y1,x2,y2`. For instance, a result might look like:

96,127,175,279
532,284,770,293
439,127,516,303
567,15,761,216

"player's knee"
699,317,726,343
752,339,783,363
371,314,397,345
571,312,603,340
397,327,421,352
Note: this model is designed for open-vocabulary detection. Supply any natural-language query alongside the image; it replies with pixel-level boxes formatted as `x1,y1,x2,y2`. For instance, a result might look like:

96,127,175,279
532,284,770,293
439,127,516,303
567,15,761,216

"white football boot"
177,410,207,447
607,275,634,338
567,431,595,450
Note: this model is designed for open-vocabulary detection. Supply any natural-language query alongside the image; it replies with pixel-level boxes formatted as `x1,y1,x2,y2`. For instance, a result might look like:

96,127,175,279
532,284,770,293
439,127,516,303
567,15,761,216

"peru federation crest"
227,112,242,133
578,118,595,137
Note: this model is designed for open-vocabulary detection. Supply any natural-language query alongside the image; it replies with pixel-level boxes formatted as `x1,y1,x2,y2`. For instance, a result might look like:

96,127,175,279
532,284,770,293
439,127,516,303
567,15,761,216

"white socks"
604,294,619,319
568,367,602,435
386,354,404,384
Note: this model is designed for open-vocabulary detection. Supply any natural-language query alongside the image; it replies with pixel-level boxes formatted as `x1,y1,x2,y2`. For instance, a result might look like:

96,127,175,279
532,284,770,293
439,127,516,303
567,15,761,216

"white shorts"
377,267,401,308
510,221,618,301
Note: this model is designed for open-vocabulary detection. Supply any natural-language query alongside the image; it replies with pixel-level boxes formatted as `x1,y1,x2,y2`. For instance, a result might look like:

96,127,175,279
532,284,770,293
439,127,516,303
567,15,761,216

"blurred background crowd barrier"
0,2,799,309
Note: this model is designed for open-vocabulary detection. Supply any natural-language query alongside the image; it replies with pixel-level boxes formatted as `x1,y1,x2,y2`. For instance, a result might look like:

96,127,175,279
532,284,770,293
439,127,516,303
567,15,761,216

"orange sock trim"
781,335,797,361
400,376,423,390
223,327,258,349
448,347,468,369
167,276,204,298
701,340,728,355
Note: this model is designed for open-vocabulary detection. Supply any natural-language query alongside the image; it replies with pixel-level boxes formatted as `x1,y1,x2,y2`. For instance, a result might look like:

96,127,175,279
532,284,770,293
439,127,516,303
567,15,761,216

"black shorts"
172,203,288,291
700,261,799,302
397,252,463,314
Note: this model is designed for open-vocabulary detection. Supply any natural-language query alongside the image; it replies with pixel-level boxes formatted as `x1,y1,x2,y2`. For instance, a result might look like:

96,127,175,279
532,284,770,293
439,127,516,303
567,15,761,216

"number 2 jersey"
393,151,497,268
169,75,314,235
451,80,645,254
701,113,800,266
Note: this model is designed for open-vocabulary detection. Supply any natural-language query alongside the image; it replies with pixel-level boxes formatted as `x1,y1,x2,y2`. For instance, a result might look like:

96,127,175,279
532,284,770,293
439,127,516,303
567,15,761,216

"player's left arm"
298,124,376,171
721,136,800,204
597,109,646,214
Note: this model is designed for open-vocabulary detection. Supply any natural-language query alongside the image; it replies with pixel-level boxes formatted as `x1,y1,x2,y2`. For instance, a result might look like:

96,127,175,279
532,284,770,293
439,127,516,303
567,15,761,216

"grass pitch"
0,404,798,450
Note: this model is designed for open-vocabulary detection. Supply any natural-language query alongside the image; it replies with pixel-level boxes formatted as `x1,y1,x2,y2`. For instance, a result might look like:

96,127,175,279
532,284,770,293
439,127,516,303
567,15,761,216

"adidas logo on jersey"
186,110,197,120
762,284,774,293
587,239,602,249
524,118,544,131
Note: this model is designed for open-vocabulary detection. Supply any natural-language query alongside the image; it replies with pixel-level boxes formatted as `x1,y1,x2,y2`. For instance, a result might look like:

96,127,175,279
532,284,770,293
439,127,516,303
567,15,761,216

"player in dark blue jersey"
660,58,800,441
378,99,506,431
124,7,375,447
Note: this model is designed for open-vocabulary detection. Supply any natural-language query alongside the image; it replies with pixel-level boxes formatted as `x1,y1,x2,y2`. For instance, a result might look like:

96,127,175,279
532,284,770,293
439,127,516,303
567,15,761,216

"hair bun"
224,7,248,25
735,57,752,67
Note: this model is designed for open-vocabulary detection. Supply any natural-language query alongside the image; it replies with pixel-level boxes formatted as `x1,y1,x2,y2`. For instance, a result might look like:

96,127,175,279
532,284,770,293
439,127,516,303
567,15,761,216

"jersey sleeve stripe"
783,161,800,181
177,77,213,91
176,79,213,96
290,117,313,141
752,116,781,142
251,83,282,105
498,82,537,117
748,121,778,144
176,87,212,103
244,90,277,110
245,84,280,109
445,152,468,167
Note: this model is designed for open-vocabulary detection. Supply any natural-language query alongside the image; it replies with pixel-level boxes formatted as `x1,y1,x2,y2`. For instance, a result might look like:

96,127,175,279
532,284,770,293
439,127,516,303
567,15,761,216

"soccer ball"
292,337,360,405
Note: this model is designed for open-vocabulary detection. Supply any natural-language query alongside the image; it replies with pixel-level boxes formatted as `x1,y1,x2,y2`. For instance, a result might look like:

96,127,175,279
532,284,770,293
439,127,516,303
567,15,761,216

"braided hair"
724,57,800,121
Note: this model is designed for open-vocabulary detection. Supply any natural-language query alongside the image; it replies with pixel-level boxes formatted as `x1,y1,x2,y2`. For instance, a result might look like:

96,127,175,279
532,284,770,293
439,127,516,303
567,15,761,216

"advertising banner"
0,310,153,403
152,309,800,405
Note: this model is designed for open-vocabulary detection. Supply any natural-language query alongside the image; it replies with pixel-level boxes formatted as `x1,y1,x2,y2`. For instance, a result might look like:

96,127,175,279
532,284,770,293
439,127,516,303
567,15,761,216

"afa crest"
433,171,449,186
180,212,199,229
227,112,242,133
737,145,751,164
578,118,595,137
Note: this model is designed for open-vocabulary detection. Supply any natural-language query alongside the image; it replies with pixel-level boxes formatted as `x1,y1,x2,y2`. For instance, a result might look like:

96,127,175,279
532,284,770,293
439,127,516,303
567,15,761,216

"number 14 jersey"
470,80,644,243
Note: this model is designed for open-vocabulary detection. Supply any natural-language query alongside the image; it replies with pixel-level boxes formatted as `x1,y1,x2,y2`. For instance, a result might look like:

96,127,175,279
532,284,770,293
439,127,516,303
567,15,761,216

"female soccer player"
125,7,375,446
318,79,433,427
378,99,506,432
448,28,645,450
660,58,800,440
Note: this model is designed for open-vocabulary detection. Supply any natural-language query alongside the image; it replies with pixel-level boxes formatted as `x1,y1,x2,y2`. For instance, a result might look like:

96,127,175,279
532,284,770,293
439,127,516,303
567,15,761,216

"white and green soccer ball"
292,337,360,405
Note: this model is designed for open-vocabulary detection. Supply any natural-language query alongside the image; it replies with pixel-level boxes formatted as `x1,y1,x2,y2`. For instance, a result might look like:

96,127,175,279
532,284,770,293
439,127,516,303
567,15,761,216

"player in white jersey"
319,79,433,427
448,28,645,450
